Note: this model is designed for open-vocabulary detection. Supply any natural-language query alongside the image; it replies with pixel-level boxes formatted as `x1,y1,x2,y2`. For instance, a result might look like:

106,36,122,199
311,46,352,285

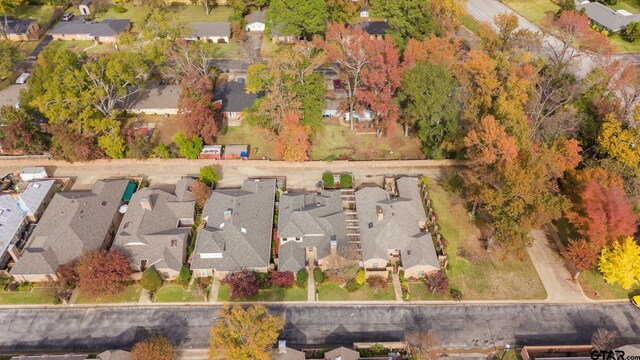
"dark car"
333,79,343,90
61,13,74,21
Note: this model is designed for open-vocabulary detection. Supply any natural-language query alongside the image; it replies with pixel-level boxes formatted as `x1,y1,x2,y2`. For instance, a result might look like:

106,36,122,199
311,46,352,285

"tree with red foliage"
222,269,260,299
424,270,448,294
76,250,132,296
274,111,310,162
0,106,47,155
177,74,219,144
131,336,175,360
190,180,211,207
565,239,600,271
403,35,462,70
544,10,614,69
366,275,388,289
358,36,403,137
316,22,372,131
271,271,295,288
47,123,100,162
568,180,638,249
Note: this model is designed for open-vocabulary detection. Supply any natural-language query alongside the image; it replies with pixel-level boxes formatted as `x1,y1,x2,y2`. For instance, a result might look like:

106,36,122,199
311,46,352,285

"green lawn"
460,14,482,35
493,350,524,360
154,284,206,302
428,182,547,300
261,35,286,58
310,123,424,161
407,282,449,301
217,122,275,159
75,284,142,304
16,41,39,57
45,40,118,55
607,0,640,14
217,284,307,302
200,40,242,59
578,269,640,300
502,0,560,25
609,33,640,53
317,282,396,301
7,5,61,27
0,287,56,305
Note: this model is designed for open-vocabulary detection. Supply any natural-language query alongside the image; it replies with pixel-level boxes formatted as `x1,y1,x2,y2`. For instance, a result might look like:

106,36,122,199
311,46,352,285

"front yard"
45,40,117,55
217,284,307,302
75,283,142,304
316,282,396,301
414,181,547,301
501,0,559,25
578,270,640,300
0,285,56,305
154,284,207,302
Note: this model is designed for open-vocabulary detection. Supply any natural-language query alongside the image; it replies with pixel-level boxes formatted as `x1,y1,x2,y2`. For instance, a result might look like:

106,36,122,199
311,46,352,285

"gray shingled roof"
10,179,129,276
112,178,195,273
245,10,266,24
355,177,439,271
576,2,640,32
191,179,276,272
277,190,347,273
189,22,230,37
272,346,305,360
214,79,262,113
356,21,389,36
123,84,180,111
324,347,360,360
5,19,36,35
49,19,130,37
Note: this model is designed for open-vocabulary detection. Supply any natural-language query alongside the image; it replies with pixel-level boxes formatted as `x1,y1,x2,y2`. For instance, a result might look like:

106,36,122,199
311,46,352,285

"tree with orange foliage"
544,10,614,68
274,111,310,162
403,35,462,69
131,336,175,360
190,180,211,207
565,239,600,271
76,250,132,297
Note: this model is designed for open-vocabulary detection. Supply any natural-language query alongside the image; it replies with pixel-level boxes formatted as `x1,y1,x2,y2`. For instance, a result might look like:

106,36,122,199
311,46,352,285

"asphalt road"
0,303,638,353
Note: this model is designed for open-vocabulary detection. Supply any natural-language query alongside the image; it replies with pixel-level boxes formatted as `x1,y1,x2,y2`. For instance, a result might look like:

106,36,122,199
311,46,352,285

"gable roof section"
214,79,262,113
123,84,180,111
49,19,130,37
324,347,360,360
10,179,129,276
191,179,276,272
277,190,347,272
356,21,389,36
245,9,266,24
5,19,36,35
112,178,195,273
189,22,231,38
576,2,640,31
355,177,439,270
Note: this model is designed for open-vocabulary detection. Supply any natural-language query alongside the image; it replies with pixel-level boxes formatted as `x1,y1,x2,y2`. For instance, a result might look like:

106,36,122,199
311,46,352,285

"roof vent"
368,222,373,229
224,209,233,219
241,227,247,233
101,201,107,206
407,250,412,255
376,206,384,221
140,197,152,211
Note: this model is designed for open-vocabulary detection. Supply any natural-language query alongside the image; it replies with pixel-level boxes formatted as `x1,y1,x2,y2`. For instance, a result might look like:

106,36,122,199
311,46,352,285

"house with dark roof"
213,78,262,127
10,179,130,282
355,177,439,278
277,190,348,273
49,19,131,43
577,1,640,32
123,84,181,115
3,18,39,41
185,22,230,43
0,180,56,274
191,179,276,279
245,9,266,32
356,21,389,40
112,178,195,280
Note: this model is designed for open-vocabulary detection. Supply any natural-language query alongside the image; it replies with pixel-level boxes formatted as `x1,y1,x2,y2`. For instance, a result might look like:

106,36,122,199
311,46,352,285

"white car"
15,73,30,84
61,13,74,21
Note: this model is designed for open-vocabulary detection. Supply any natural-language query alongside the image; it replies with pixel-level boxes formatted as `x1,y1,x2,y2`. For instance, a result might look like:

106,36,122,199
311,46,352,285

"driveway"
28,35,53,60
0,303,637,353
527,230,589,303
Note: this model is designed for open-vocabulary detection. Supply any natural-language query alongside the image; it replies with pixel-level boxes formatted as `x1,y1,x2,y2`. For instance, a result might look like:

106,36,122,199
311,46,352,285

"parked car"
633,295,640,308
15,73,30,84
333,79,342,90
61,13,74,21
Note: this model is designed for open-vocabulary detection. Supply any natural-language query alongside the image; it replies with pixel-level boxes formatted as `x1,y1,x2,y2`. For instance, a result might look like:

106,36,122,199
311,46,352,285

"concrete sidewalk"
527,230,589,303
392,273,403,302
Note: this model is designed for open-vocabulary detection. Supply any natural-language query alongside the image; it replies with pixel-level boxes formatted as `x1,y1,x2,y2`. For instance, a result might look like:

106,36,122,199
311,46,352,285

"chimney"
278,340,286,354
376,206,384,221
140,197,152,211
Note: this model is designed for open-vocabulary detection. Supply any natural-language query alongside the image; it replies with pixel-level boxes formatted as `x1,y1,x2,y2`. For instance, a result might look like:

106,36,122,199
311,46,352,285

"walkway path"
307,267,316,302
527,230,589,303
68,289,79,305
138,289,152,304
392,273,402,302
209,278,220,303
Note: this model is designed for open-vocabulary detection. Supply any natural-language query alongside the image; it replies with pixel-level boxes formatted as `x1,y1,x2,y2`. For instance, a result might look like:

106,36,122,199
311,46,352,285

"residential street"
0,159,456,190
0,303,638,353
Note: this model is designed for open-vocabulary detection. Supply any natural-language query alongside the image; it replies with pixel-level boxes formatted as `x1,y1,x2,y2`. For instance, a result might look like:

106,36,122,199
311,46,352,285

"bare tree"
406,331,440,360
591,328,618,351
165,39,211,84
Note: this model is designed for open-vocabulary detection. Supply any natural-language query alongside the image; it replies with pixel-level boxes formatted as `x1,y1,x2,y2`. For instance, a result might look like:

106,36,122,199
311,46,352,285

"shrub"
366,275,388,289
565,239,600,271
173,132,203,160
178,266,191,286
449,288,462,301
399,270,405,282
296,269,308,287
151,144,171,159
443,172,463,193
625,22,640,42
140,268,163,293
113,5,127,13
355,269,366,285
255,271,271,289
313,268,326,283
345,278,362,292
370,343,387,355
424,270,448,294
222,270,259,299
322,172,334,189
76,250,132,296
131,336,175,360
339,173,353,188
271,271,295,288
198,165,219,186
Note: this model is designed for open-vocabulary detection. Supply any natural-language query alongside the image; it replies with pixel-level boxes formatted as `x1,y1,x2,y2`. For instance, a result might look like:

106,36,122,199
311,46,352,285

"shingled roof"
191,179,276,272
355,177,439,271
10,179,129,277
214,79,263,113
49,19,130,37
4,19,37,35
189,22,231,38
576,2,640,32
112,178,195,274
277,190,347,273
